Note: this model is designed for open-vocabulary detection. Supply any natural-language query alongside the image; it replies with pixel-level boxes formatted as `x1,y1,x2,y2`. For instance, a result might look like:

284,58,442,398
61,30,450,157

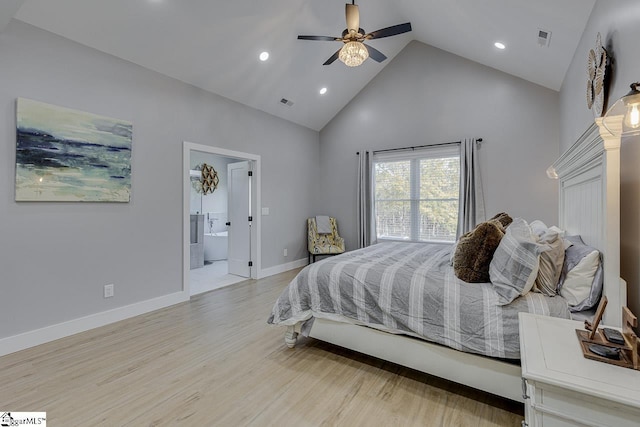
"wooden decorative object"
200,163,219,195
191,162,219,195
587,33,609,118
576,298,639,370
623,307,639,369
584,296,607,340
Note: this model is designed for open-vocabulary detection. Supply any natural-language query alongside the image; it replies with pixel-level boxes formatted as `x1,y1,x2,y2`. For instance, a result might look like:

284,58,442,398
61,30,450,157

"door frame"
182,141,261,296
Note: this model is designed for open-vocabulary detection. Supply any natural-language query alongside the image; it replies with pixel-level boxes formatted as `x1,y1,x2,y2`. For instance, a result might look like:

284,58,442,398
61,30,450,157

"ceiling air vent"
280,98,294,107
537,28,552,47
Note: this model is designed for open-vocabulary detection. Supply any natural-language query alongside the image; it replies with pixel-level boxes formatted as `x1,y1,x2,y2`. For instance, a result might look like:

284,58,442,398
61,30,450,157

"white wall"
559,0,640,317
319,41,561,250
0,21,319,341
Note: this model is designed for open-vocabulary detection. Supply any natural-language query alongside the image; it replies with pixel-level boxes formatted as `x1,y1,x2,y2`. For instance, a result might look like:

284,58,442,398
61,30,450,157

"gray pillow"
489,218,547,305
557,235,603,312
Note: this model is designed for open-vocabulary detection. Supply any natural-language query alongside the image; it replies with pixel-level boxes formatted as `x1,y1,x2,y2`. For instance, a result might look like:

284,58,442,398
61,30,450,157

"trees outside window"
374,147,459,243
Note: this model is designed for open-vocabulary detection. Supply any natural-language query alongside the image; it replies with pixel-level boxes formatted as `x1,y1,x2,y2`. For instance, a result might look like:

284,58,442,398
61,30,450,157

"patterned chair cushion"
308,217,345,255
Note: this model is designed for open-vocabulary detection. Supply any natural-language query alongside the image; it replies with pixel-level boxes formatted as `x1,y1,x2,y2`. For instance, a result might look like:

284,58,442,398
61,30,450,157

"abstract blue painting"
15,98,133,202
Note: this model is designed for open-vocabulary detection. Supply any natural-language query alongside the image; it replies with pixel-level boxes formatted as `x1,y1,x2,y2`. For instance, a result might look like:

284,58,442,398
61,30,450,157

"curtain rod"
356,138,483,155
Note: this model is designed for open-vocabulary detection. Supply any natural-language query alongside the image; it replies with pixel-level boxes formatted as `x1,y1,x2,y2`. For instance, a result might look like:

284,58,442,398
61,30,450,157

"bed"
269,241,571,359
268,119,627,402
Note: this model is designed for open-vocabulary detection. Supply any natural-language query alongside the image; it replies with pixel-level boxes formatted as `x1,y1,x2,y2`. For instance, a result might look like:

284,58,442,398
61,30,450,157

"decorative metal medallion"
201,163,219,195
587,33,608,117
191,162,219,195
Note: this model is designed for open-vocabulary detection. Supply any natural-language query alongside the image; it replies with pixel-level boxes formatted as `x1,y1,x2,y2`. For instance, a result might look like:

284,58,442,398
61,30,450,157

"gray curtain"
458,138,485,237
357,150,375,248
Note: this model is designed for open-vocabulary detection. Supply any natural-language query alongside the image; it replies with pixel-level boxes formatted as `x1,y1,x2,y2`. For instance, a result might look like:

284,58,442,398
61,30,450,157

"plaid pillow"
489,218,547,305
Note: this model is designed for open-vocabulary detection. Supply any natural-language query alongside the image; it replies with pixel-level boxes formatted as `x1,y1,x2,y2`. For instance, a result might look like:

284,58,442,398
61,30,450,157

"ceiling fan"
298,1,412,67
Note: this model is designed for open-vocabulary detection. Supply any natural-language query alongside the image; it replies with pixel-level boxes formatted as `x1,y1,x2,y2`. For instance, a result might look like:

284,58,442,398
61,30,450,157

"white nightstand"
519,312,640,427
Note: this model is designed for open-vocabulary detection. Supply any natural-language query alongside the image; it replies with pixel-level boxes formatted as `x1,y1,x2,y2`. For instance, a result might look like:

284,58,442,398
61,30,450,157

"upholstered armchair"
307,217,345,263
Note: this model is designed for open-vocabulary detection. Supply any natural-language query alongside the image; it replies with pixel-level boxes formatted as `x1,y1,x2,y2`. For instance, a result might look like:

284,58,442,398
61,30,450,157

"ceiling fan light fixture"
297,3,410,67
339,41,368,67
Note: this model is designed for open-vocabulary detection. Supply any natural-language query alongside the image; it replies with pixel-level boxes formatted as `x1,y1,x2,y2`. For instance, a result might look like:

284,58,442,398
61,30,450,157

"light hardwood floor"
0,269,523,426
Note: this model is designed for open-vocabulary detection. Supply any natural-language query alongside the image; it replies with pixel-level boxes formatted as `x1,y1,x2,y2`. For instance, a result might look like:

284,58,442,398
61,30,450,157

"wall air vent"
537,28,552,47
280,98,294,107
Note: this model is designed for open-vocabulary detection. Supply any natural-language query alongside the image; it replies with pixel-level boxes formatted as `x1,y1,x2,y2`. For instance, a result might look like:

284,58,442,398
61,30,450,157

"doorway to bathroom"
183,142,261,297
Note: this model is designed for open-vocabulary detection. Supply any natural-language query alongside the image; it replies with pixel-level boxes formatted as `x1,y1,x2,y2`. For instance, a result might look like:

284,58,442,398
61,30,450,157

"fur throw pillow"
453,213,512,283
489,212,513,228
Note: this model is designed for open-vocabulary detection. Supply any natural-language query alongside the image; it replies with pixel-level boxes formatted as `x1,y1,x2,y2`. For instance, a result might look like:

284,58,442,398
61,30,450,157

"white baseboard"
1,260,309,357
0,291,187,357
258,258,307,279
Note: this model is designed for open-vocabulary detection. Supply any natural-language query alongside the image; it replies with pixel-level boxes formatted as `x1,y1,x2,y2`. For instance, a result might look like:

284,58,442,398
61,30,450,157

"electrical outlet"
283,248,288,257
104,284,114,298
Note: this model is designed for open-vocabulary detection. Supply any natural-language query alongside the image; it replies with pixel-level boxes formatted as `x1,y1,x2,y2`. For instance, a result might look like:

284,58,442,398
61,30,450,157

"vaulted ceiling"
3,0,596,131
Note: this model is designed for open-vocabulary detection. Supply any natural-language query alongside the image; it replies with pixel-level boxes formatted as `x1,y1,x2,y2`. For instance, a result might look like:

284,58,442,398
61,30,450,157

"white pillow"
549,225,567,240
529,220,548,237
559,250,600,306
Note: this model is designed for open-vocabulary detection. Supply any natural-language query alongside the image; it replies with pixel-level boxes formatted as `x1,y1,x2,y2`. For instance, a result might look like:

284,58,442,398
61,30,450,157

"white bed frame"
285,119,627,403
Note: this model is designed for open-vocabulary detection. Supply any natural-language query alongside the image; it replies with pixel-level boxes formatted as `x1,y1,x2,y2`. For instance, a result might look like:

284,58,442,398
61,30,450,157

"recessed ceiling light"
259,51,269,61
494,42,506,50
319,87,328,95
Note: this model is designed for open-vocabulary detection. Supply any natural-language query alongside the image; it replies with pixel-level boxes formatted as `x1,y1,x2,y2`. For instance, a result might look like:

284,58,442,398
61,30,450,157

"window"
373,145,460,243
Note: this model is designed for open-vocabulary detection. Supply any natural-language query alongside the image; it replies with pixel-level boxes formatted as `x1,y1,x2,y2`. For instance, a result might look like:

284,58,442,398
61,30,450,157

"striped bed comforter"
268,242,570,359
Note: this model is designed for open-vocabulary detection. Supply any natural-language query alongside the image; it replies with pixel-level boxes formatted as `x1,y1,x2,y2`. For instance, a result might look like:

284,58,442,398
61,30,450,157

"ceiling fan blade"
346,4,360,35
366,22,412,40
365,44,387,63
298,35,341,41
323,48,342,65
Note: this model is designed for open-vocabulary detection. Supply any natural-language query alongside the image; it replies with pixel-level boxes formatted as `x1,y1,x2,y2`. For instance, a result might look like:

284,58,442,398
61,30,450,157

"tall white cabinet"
519,313,640,427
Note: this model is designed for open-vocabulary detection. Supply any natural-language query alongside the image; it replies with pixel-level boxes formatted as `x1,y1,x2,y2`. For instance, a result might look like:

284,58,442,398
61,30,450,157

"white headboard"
548,119,626,327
